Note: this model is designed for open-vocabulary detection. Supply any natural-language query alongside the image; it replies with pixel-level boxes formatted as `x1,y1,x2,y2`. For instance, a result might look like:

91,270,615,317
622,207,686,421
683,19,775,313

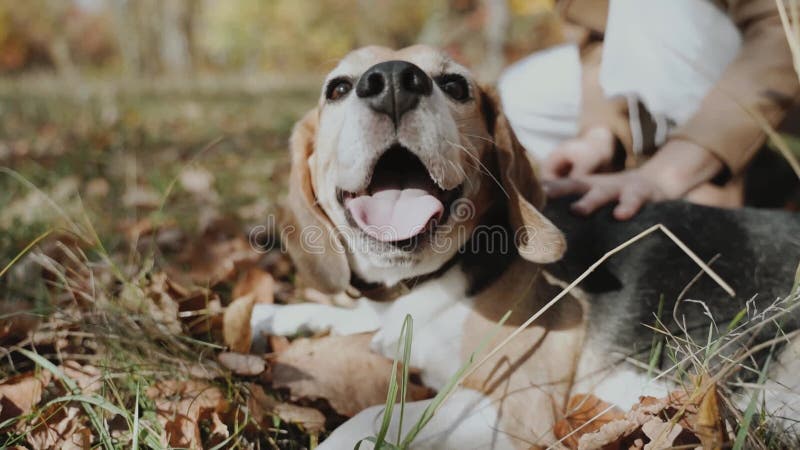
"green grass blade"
0,228,54,279
365,314,413,450
396,314,413,446
132,379,141,450
18,349,115,450
733,349,773,450
647,295,665,378
400,310,511,448
43,394,128,417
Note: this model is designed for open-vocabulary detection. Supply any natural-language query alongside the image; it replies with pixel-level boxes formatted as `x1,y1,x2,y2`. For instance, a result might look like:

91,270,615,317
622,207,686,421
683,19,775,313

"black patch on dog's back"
544,198,800,370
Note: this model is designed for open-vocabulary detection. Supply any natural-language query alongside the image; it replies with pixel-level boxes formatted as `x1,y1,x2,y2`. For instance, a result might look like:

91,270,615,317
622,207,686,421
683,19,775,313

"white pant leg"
497,43,582,161
601,0,741,124
498,0,741,161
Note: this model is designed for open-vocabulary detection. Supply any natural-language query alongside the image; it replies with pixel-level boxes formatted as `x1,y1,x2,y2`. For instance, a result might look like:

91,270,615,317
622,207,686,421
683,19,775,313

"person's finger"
541,151,573,179
542,178,590,198
568,152,602,177
571,185,617,216
613,187,646,221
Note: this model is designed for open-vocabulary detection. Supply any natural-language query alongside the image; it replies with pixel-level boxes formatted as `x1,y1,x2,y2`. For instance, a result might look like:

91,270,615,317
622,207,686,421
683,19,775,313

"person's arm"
671,1,799,177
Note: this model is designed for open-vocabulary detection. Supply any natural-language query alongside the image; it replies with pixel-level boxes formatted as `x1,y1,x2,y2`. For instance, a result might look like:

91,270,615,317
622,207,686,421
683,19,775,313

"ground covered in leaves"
0,77,343,449
1,78,799,450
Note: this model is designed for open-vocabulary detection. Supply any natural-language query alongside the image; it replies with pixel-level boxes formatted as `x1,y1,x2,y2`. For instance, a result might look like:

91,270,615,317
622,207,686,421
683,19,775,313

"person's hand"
541,126,616,179
544,169,668,220
544,139,725,220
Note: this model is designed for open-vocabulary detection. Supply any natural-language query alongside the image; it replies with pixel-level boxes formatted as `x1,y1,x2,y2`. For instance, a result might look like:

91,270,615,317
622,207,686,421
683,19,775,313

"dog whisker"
458,131,498,146
447,138,509,199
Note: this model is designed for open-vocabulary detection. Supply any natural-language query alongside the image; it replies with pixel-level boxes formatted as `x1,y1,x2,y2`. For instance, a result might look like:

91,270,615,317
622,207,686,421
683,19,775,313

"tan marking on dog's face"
309,45,492,286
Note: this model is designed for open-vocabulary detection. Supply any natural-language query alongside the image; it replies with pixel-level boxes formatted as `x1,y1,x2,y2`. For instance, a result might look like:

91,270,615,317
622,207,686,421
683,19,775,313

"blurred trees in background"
0,0,557,79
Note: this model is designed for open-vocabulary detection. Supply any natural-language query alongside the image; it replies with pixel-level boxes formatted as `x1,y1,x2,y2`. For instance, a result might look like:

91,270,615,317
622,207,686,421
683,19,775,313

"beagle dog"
251,45,800,449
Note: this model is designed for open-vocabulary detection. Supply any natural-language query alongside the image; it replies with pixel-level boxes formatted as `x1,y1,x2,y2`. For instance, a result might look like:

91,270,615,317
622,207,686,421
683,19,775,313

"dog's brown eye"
436,75,470,102
326,78,353,101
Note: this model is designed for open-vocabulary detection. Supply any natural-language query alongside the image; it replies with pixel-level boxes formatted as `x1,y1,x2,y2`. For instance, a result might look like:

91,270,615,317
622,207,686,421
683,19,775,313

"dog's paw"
250,299,387,350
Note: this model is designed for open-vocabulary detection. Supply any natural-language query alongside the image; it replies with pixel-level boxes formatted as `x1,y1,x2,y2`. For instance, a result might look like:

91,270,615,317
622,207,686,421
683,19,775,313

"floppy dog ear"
282,108,350,293
479,86,566,264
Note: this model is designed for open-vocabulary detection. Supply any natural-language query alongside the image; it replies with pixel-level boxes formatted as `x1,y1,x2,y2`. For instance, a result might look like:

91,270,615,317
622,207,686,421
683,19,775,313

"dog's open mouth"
338,144,461,243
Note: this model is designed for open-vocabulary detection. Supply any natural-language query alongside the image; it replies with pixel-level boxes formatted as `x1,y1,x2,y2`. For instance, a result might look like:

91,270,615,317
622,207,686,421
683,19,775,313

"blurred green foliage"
0,0,559,77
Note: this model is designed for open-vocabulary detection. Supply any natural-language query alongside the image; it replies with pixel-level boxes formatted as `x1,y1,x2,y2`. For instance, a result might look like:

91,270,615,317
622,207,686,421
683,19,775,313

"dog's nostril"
357,72,385,98
356,60,432,125
401,66,432,96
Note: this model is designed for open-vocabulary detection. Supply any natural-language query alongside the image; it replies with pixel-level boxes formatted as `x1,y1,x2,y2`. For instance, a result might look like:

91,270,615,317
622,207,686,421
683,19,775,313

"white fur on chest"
370,267,474,389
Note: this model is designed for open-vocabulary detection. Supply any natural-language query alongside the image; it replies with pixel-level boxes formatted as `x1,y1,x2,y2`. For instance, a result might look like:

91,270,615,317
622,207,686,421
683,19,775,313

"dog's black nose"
356,60,432,126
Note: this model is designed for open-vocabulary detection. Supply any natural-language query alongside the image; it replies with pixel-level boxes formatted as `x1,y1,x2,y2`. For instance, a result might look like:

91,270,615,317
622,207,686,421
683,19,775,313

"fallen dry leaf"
248,383,326,435
233,268,275,305
218,352,266,376
576,417,638,450
0,300,39,345
25,403,92,450
223,295,255,353
175,285,223,336
208,411,230,444
147,380,228,450
272,334,433,417
554,394,626,450
119,272,182,334
574,389,710,450
175,234,261,286
641,418,683,450
60,361,102,394
0,371,53,424
693,382,726,450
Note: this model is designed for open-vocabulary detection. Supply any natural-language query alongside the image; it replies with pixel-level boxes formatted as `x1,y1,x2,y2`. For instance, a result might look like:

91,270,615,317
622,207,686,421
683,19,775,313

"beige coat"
558,0,799,175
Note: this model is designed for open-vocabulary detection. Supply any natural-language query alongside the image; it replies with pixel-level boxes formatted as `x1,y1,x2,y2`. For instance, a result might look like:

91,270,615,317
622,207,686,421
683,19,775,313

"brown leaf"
208,411,230,445
175,285,223,336
574,396,667,450
60,361,101,394
554,394,626,450
0,300,39,345
119,272,182,334
576,417,639,450
146,380,228,450
176,235,261,286
247,383,326,435
641,418,683,450
694,383,725,450
223,295,255,353
233,268,275,305
25,404,92,450
218,352,266,376
573,391,708,450
272,334,434,417
0,371,52,424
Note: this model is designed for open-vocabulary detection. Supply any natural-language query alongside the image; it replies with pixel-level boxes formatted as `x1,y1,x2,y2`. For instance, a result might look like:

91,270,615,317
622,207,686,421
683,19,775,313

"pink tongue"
345,189,444,242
